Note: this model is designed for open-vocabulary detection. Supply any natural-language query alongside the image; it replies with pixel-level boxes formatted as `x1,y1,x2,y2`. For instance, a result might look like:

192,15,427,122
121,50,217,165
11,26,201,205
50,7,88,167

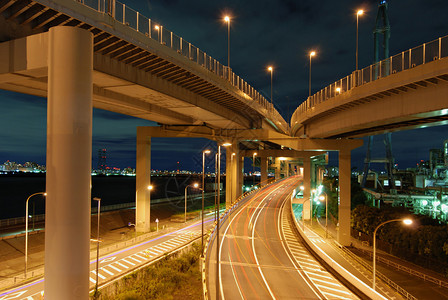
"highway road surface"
206,176,359,299
0,218,210,300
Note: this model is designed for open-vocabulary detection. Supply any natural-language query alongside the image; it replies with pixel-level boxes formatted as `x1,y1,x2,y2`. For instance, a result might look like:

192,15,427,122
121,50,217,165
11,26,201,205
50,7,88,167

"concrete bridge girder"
293,58,448,138
0,32,258,130
136,126,361,247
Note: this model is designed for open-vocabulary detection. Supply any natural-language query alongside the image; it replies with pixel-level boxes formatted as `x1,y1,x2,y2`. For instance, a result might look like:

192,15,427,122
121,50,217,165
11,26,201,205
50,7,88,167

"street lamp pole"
185,183,199,223
356,10,364,71
268,66,273,105
224,16,230,69
309,51,316,98
319,191,328,238
252,152,257,188
372,218,412,290
93,197,101,296
216,142,231,300
202,150,211,254
25,192,46,278
154,25,160,42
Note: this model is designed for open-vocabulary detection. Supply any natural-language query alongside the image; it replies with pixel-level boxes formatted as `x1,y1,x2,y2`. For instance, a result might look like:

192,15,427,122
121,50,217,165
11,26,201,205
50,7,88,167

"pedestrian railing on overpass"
76,0,287,130
292,34,448,121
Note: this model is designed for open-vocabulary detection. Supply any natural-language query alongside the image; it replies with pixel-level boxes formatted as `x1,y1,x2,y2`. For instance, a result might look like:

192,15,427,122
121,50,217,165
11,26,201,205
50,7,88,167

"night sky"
0,0,447,172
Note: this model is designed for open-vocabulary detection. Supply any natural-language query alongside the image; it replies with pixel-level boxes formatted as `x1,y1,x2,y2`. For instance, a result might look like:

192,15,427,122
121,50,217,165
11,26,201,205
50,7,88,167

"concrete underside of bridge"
0,31,257,130
292,57,448,138
136,125,363,247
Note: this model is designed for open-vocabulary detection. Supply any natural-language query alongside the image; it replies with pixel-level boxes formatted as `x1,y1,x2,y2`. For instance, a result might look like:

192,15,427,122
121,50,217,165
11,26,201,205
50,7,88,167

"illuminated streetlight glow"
154,25,160,42
224,16,231,69
336,87,341,94
268,66,273,105
185,183,199,223
25,192,46,278
201,149,211,254
318,192,328,238
373,218,413,290
216,142,231,300
309,51,316,98
147,185,153,190
253,152,258,187
356,9,364,70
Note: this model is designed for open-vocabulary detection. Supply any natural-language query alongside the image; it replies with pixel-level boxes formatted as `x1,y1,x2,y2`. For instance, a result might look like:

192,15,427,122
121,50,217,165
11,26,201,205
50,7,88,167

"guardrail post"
423,43,426,64
122,4,125,23
160,26,163,44
439,37,442,59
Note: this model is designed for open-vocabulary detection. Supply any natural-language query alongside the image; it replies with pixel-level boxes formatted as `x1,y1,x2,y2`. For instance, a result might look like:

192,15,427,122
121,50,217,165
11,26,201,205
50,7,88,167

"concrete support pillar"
338,150,352,246
303,157,311,220
45,27,92,300
260,156,268,184
274,157,280,179
311,161,317,188
226,143,238,207
237,155,244,197
136,128,151,232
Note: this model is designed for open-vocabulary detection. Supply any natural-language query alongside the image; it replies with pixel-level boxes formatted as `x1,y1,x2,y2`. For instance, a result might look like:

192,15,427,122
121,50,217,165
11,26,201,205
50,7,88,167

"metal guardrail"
74,0,288,132
356,247,448,290
335,244,418,300
0,192,217,228
292,34,448,123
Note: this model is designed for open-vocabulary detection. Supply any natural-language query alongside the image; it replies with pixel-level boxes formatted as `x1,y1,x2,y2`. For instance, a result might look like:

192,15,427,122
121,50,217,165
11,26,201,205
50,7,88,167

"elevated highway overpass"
291,35,448,138
0,0,288,133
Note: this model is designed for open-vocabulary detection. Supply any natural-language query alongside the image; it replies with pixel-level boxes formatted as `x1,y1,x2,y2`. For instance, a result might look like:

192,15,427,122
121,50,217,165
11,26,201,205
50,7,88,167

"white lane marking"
100,257,116,264
121,258,135,266
108,264,122,272
322,291,354,299
129,256,142,263
89,277,96,284
101,267,114,275
315,284,353,295
228,251,245,299
163,240,180,247
116,262,129,269
91,270,106,279
277,192,323,299
251,186,285,300
134,253,147,260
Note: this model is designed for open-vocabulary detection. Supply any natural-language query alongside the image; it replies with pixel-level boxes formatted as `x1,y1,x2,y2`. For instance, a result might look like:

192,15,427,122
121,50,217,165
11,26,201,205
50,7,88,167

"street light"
201,149,211,254
372,218,412,290
25,192,46,278
224,16,231,69
154,25,160,42
309,51,316,98
318,192,328,238
252,152,257,188
267,66,273,105
216,142,231,300
356,9,364,71
185,183,199,223
93,197,101,297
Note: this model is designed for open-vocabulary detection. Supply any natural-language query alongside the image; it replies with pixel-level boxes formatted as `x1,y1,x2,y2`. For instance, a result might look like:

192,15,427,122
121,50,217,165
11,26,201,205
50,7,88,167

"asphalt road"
0,217,212,300
207,176,359,300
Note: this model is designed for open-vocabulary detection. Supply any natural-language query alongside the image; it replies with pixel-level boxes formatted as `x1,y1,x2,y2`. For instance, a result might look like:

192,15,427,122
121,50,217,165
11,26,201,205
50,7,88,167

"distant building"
97,148,107,172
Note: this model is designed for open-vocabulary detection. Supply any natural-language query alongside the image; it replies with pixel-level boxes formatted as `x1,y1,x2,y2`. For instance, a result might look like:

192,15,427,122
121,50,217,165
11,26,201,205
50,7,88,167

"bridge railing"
76,0,288,131
292,34,448,125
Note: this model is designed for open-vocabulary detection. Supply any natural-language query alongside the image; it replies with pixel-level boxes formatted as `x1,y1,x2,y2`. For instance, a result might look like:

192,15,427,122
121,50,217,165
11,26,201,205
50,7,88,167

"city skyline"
0,0,447,171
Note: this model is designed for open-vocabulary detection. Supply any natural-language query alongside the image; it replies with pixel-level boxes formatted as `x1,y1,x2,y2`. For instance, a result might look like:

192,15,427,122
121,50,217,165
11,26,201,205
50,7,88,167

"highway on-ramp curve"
206,176,359,299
